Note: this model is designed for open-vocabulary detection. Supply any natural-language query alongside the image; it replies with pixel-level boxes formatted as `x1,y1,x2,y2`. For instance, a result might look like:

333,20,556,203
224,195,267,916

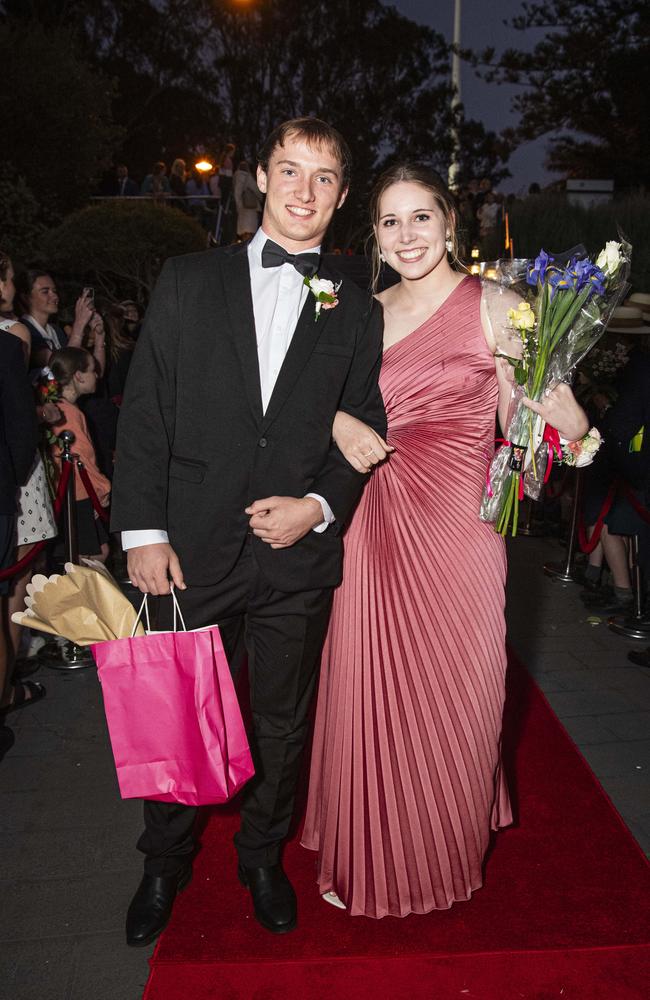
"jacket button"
258,437,268,448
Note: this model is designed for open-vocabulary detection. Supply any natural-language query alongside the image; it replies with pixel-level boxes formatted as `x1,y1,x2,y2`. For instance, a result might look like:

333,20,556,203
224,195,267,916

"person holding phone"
17,271,105,373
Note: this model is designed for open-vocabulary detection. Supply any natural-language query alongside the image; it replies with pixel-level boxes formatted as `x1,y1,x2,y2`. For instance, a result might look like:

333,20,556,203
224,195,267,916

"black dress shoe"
628,648,650,668
126,864,192,947
238,862,297,934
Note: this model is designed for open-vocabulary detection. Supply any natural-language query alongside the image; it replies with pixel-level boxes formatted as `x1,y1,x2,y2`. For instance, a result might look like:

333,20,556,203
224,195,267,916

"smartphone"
83,286,95,305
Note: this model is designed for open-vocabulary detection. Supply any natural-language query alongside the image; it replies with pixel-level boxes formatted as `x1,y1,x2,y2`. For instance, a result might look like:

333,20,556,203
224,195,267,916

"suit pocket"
312,344,354,358
169,455,207,484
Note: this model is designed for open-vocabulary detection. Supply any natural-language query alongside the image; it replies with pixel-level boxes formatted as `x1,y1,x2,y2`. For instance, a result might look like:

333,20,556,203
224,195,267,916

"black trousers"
137,538,333,875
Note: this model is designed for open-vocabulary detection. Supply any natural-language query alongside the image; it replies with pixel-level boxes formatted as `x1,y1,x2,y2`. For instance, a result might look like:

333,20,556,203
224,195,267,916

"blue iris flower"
571,258,606,297
527,249,553,286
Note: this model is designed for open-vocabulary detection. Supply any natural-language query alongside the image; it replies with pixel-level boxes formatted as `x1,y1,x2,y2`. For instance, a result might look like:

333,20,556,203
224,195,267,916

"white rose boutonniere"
304,275,342,321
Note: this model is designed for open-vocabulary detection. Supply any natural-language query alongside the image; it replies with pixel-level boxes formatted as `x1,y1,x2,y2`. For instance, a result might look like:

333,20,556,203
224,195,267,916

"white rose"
575,449,594,468
595,241,621,276
309,278,335,296
581,428,602,454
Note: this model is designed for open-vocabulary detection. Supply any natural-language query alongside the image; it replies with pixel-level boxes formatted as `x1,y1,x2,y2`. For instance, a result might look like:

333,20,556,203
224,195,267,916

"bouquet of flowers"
480,240,631,535
35,367,63,447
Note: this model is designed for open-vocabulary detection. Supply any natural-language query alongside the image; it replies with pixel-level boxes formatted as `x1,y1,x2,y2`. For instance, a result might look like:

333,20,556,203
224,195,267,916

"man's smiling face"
257,134,348,252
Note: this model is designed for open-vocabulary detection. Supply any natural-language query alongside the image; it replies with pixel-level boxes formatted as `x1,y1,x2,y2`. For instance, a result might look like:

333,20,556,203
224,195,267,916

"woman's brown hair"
50,347,93,387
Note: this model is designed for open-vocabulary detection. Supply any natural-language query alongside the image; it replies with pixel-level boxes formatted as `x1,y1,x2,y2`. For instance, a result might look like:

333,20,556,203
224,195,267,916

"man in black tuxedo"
111,118,386,945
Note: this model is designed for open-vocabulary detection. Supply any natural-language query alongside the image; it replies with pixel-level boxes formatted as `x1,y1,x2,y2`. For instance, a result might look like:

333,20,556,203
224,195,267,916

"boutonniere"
304,275,342,321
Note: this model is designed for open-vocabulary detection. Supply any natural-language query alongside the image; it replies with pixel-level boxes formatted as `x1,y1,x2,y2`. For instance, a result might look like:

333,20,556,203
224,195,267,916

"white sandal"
321,890,346,910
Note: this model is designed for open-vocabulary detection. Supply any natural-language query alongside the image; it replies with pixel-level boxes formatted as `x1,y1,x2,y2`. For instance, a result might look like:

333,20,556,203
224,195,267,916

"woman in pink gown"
301,165,587,919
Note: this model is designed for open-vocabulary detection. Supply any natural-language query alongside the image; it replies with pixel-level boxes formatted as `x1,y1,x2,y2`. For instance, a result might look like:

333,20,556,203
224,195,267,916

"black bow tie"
261,239,320,278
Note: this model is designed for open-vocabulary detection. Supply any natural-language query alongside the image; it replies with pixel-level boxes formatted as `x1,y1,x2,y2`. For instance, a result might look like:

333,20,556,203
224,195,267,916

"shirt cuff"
121,529,169,550
305,493,335,534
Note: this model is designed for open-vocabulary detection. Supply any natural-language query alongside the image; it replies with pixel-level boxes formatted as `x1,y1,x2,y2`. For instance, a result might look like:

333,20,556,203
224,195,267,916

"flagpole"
448,0,462,190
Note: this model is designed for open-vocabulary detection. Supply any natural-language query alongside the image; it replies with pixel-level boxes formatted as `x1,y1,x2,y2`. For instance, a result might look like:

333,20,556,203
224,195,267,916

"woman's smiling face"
376,181,449,280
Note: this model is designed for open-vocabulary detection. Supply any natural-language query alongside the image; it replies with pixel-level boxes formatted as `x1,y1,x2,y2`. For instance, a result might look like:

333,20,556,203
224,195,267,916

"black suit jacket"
0,332,39,514
111,243,386,590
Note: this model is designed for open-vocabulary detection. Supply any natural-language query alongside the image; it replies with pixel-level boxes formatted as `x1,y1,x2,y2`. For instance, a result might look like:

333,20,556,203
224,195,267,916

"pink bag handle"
130,586,187,637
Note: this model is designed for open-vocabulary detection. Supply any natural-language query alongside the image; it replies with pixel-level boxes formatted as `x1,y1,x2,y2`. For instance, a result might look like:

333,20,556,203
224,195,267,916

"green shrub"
43,200,207,303
0,162,45,263
485,194,650,291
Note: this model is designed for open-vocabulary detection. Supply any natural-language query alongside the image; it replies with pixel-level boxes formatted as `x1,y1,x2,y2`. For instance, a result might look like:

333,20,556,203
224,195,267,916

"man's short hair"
257,117,351,189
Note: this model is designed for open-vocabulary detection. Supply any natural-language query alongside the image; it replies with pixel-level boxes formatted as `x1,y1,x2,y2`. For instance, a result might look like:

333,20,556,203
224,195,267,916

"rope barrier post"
48,430,94,671
517,496,543,538
544,468,582,583
60,431,79,565
609,532,650,640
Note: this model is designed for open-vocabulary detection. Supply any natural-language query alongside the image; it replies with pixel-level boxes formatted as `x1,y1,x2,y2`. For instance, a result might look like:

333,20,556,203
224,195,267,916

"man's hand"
245,496,323,549
127,543,186,595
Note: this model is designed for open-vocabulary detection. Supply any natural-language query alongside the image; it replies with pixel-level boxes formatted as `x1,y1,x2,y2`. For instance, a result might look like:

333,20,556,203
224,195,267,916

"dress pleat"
302,277,512,918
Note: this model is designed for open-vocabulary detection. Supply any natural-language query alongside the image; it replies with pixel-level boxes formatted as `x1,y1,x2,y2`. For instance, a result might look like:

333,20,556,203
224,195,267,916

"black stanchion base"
608,614,650,641
543,560,579,584
46,641,95,671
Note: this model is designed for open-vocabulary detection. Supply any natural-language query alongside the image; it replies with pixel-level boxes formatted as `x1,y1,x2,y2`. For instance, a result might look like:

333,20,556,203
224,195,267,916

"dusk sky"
392,0,557,193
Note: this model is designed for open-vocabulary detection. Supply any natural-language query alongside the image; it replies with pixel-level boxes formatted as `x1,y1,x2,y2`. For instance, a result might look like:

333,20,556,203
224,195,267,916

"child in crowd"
49,348,111,561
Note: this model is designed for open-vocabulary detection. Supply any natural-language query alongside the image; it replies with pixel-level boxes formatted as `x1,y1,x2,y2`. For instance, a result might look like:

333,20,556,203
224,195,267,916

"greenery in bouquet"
480,240,631,536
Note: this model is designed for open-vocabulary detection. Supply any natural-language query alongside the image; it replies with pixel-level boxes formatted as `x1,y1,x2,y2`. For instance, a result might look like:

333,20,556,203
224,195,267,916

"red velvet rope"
577,479,650,553
619,483,650,526
76,462,110,522
577,482,616,553
0,462,71,581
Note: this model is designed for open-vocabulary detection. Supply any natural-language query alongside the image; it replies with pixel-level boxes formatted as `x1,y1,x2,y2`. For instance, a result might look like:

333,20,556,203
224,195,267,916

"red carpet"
144,657,650,999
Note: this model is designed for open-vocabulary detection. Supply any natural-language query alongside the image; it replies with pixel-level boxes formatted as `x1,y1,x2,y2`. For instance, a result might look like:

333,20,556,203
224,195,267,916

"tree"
0,1,220,181
0,20,121,220
197,0,510,245
467,0,650,189
43,201,206,303
1,1,513,246
0,162,45,263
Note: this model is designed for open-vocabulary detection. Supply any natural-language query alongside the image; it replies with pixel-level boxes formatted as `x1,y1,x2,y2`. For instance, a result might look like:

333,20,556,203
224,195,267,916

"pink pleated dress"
301,277,513,918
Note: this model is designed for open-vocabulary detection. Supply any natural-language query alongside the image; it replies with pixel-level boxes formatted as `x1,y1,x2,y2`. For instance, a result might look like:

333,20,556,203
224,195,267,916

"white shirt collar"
24,314,58,339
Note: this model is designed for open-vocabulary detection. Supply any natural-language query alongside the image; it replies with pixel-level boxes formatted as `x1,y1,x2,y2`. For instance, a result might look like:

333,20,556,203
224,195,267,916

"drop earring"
379,252,386,262
445,235,453,253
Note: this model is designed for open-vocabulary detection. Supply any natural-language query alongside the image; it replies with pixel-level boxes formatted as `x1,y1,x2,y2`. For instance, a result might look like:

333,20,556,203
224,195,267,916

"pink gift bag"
92,592,254,806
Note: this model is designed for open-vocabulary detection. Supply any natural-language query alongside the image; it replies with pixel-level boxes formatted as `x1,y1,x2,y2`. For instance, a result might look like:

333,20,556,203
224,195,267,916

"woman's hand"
522,383,589,442
74,293,94,329
38,402,63,425
332,411,394,474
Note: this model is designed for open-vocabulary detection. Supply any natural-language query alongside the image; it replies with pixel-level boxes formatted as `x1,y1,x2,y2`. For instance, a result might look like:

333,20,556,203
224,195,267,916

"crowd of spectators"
96,142,262,242
0,249,142,755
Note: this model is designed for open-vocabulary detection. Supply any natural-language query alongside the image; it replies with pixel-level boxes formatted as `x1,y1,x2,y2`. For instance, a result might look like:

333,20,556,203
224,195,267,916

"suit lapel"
261,269,335,431
221,245,264,424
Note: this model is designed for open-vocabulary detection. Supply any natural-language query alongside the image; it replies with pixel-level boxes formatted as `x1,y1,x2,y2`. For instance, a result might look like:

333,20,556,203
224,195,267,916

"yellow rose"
507,301,535,331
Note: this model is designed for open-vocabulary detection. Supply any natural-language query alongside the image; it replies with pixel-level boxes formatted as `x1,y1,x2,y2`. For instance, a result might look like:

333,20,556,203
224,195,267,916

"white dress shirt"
122,227,334,551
